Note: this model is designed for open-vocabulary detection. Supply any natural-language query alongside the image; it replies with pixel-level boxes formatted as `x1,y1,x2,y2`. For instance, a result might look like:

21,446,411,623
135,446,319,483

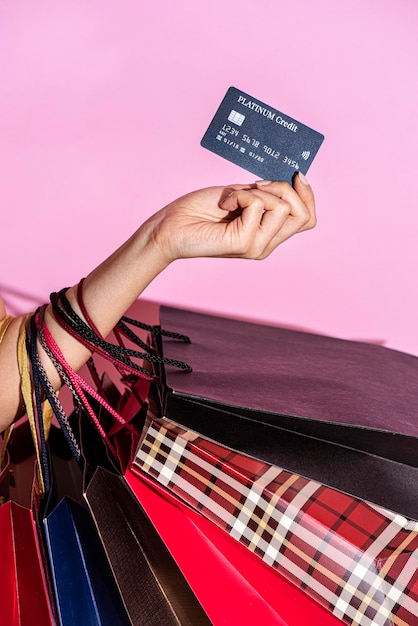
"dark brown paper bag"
154,306,418,519
78,406,211,626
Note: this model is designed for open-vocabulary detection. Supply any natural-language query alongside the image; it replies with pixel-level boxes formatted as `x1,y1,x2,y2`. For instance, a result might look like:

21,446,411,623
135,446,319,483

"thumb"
293,172,316,228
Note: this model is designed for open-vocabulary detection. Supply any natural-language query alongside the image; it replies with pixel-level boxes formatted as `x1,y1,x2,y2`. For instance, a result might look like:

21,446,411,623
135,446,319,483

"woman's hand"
140,173,316,264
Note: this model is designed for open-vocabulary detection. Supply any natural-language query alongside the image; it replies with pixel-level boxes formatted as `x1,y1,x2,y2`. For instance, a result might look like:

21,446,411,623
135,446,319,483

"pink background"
1,0,417,355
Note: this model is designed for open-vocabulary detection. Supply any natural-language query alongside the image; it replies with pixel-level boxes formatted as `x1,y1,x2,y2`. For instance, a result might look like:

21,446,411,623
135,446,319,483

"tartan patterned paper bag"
134,416,418,626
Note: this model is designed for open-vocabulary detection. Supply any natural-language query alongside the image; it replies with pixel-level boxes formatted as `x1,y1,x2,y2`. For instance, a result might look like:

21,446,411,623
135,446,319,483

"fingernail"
219,190,235,205
298,172,309,185
254,180,272,186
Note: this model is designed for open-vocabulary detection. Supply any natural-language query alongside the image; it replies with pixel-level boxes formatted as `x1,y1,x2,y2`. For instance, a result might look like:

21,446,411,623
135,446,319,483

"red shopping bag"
126,467,343,626
0,420,55,626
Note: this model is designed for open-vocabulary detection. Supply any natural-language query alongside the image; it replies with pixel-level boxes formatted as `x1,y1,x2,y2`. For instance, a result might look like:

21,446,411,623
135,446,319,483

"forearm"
44,226,168,362
0,226,169,430
46,224,169,351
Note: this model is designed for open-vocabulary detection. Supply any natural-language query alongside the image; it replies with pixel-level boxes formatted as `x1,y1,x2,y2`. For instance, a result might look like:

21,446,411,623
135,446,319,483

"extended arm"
0,176,315,430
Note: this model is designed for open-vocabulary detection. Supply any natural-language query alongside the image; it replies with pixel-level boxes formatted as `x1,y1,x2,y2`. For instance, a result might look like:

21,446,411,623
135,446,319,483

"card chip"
227,110,245,126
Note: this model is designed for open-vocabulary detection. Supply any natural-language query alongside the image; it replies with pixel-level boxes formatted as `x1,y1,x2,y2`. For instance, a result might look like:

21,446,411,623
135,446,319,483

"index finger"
254,175,316,230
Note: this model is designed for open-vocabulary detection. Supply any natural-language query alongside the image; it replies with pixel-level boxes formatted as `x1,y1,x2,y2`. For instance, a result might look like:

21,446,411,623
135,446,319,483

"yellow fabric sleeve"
1,313,53,495
16,315,53,494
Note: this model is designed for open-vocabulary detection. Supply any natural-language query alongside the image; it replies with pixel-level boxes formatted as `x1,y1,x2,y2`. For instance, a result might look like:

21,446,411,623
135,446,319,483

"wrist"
135,203,184,267
133,219,173,273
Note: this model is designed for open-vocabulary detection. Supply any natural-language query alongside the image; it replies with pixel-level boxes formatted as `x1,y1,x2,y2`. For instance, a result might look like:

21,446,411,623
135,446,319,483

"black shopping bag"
78,395,212,626
152,306,418,519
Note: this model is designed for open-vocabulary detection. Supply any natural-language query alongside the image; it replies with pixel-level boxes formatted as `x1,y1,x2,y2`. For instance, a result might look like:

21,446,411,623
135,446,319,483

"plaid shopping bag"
134,415,418,626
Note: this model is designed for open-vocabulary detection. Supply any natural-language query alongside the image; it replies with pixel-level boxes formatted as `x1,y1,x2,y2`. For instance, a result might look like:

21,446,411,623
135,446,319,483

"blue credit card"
201,87,324,183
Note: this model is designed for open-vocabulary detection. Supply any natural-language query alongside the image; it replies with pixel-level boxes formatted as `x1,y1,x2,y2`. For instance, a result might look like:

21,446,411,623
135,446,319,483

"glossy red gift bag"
0,420,55,626
126,466,344,626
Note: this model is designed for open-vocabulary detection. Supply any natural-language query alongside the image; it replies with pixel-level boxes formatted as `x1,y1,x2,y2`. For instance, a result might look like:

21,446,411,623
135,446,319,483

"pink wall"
1,0,418,355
